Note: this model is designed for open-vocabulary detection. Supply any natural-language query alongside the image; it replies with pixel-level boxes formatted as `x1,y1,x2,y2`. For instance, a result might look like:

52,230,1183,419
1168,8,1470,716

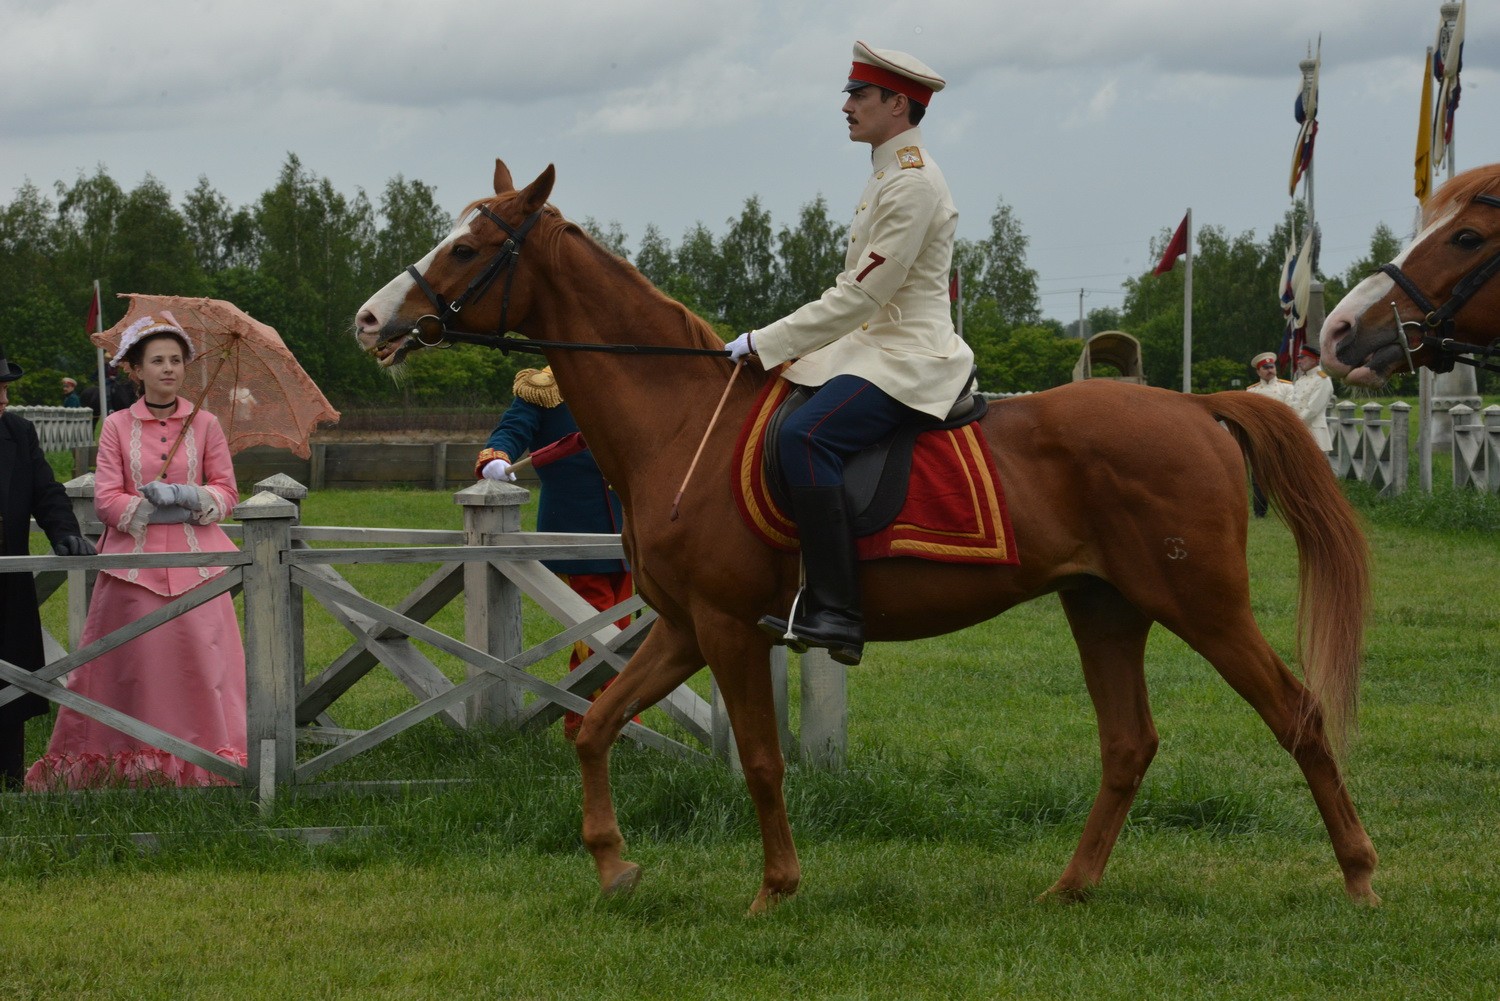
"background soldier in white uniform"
1289,344,1334,453
724,41,973,665
1246,350,1293,516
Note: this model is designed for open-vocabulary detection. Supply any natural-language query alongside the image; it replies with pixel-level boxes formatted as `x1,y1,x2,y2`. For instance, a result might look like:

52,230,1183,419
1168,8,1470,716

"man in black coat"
0,344,95,787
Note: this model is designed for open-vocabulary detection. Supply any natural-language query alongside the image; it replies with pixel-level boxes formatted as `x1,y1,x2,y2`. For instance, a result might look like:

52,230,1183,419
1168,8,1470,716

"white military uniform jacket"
752,127,974,419
1290,366,1334,451
1247,377,1292,405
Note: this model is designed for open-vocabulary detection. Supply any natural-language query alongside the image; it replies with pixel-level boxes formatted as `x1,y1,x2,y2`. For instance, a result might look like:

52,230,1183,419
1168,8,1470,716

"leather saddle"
762,369,988,537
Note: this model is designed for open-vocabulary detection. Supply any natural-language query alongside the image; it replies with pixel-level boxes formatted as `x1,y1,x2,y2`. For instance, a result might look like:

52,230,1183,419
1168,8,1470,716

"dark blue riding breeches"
776,375,924,488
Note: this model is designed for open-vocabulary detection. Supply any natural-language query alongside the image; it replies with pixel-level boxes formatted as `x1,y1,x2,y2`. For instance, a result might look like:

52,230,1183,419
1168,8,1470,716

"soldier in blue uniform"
476,367,630,739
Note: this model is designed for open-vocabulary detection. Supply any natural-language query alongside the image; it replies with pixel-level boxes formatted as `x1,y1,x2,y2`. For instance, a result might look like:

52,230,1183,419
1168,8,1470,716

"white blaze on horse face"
1321,208,1454,380
354,208,481,350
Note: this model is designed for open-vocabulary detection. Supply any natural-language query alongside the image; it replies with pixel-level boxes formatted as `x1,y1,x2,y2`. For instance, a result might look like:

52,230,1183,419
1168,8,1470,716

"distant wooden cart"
1072,330,1146,384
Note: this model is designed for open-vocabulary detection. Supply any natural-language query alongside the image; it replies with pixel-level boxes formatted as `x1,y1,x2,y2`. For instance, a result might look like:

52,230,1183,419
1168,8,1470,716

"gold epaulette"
513,367,563,407
474,448,512,479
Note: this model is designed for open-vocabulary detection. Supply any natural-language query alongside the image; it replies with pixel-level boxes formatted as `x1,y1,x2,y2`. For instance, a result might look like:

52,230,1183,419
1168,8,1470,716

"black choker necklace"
144,400,176,409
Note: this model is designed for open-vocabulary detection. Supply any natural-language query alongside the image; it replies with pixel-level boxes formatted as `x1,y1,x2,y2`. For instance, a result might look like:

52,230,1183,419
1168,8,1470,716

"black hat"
0,343,22,383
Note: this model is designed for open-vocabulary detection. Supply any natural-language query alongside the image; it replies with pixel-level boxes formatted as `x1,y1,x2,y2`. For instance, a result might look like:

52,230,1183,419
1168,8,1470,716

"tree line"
0,152,1428,411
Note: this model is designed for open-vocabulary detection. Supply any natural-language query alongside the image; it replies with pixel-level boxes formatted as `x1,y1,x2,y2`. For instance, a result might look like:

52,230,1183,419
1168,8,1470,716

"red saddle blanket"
731,377,1019,565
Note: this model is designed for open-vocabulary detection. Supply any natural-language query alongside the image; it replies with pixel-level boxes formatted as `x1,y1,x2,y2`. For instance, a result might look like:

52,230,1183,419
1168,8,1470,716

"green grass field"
1,480,1497,1000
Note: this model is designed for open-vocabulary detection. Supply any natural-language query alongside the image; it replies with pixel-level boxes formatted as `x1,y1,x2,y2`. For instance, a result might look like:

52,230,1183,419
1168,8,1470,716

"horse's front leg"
700,615,799,914
575,617,705,896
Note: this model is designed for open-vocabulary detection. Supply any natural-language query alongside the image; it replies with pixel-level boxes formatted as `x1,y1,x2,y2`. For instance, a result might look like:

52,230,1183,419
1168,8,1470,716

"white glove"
481,458,517,482
142,480,204,510
726,332,755,363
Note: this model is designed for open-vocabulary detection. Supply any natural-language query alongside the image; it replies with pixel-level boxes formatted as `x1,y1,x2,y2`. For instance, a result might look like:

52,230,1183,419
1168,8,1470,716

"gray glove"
146,504,194,524
52,534,97,556
141,480,204,510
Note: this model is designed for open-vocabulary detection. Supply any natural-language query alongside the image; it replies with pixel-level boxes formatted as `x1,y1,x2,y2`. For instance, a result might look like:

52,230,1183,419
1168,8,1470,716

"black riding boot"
758,485,865,666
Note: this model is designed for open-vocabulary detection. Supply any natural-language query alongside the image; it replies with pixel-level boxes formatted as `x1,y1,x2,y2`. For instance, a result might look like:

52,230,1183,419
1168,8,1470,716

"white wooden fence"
1328,400,1410,497
1,476,851,805
8,406,94,452
1326,398,1500,496
1448,405,1500,494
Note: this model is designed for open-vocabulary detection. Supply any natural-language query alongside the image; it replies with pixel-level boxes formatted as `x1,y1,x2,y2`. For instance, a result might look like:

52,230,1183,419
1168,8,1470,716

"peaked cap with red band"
842,40,945,107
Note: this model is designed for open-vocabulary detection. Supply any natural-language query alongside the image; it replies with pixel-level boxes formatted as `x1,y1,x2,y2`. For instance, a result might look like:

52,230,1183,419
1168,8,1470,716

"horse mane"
1424,163,1500,224
526,204,731,357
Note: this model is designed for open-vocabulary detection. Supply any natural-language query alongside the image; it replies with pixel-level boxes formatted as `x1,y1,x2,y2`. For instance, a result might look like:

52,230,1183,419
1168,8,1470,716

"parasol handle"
157,347,232,479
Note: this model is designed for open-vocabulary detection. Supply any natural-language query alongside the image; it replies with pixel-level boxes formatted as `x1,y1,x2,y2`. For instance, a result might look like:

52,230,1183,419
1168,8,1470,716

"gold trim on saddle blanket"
731,377,1018,565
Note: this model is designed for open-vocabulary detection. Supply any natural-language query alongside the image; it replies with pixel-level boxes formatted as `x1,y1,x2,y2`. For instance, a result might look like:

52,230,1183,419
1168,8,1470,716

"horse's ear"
494,159,514,194
519,165,556,214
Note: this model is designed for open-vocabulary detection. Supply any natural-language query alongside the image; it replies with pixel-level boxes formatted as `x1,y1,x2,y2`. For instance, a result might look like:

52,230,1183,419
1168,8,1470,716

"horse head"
355,159,557,366
1321,163,1500,387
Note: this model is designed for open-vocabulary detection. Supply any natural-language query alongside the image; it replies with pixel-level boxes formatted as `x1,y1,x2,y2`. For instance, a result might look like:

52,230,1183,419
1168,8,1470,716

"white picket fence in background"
1449,404,1500,495
9,406,94,452
1328,400,1410,497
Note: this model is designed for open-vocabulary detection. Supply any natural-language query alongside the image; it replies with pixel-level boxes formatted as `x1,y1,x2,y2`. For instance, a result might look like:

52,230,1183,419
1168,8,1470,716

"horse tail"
1201,391,1370,754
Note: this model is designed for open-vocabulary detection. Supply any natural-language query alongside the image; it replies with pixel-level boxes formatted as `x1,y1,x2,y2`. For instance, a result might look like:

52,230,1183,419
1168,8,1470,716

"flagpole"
1299,46,1318,241
1182,208,1193,393
92,279,108,424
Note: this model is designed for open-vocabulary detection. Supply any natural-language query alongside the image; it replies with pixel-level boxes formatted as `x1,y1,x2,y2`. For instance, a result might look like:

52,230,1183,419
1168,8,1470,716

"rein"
1377,192,1500,375
399,204,729,359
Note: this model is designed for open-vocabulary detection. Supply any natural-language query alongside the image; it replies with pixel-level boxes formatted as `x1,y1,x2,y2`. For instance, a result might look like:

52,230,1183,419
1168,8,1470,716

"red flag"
84,284,100,333
948,267,960,302
1153,214,1188,275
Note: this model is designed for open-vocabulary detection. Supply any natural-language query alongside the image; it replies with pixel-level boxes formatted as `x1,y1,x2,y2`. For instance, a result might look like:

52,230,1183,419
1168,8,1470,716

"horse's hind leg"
1044,581,1158,901
1173,613,1379,905
575,618,705,897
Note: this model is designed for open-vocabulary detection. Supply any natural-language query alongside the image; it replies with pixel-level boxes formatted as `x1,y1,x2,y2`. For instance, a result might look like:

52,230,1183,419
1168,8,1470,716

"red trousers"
559,571,633,738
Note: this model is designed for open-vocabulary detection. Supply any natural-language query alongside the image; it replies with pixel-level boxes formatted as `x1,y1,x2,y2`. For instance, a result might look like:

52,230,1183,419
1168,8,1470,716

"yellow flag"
1415,47,1433,204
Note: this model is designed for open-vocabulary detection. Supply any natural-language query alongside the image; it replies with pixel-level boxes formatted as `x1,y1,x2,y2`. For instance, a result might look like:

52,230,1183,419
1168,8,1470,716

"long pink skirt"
25,573,248,790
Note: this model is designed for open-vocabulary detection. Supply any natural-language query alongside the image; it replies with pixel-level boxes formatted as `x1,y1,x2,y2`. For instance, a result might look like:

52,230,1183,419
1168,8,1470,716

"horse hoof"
601,863,642,897
1346,882,1382,907
1036,881,1092,904
748,888,792,915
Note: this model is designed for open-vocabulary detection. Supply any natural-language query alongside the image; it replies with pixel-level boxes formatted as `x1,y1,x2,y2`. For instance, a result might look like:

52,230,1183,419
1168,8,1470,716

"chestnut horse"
1324,163,1500,386
354,160,1378,911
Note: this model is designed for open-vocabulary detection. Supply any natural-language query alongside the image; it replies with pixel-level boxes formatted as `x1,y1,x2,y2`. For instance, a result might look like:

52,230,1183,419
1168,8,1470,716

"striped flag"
1432,0,1464,171
1276,228,1315,374
1289,41,1320,197
1415,48,1434,203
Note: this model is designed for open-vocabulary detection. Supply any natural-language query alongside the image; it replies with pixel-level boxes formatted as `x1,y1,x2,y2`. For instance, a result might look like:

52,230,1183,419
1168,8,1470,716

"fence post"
255,474,309,709
1332,401,1357,480
456,478,528,726
62,473,98,650
1389,402,1410,497
1484,406,1500,494
710,678,741,773
1449,404,1476,490
799,649,847,770
236,490,299,806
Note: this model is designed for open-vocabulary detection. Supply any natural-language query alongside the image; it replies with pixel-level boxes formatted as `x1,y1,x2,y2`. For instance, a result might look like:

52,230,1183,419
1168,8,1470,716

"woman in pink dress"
26,315,247,789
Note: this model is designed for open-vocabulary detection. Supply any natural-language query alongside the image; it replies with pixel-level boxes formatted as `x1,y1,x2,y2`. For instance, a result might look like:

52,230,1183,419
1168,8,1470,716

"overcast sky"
2,0,1495,325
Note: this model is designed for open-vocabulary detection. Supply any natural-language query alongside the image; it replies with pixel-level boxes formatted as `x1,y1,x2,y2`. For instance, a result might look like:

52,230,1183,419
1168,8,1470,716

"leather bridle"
1375,192,1500,376
393,204,728,360
404,204,541,349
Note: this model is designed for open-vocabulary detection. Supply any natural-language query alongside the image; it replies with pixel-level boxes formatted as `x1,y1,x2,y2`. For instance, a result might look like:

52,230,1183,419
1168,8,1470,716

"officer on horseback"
724,41,973,666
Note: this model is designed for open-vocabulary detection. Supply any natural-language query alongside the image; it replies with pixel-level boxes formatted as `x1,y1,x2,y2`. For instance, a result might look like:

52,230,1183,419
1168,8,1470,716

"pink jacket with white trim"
93,399,239,598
